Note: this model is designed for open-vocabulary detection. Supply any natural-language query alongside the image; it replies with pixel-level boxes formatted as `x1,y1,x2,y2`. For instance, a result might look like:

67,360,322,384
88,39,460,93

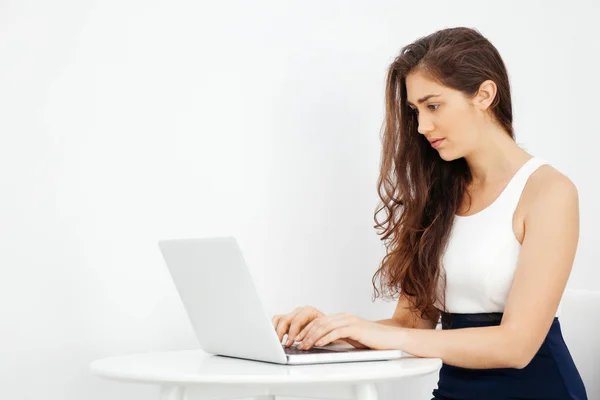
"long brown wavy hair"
371,27,515,324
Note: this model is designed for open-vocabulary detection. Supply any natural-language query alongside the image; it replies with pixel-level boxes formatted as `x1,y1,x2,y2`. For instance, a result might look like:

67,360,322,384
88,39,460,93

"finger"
314,327,351,347
286,309,317,346
298,315,336,348
275,309,303,343
275,318,291,342
297,312,346,343
296,314,343,342
274,314,290,342
296,316,320,343
272,315,284,341
300,314,352,349
272,315,281,329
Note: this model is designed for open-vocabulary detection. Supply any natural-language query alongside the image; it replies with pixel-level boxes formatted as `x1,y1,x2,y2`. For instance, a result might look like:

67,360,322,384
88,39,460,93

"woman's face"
405,71,489,161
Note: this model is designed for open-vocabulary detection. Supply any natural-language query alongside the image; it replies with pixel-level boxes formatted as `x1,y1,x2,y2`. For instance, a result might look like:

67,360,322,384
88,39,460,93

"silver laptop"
158,236,404,365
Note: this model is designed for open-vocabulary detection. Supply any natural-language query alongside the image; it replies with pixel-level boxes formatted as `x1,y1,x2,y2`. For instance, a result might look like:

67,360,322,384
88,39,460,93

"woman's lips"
430,138,445,149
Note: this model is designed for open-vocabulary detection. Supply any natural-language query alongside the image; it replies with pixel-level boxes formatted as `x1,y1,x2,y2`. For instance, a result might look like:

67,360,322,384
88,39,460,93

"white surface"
2,1,598,400
90,349,442,384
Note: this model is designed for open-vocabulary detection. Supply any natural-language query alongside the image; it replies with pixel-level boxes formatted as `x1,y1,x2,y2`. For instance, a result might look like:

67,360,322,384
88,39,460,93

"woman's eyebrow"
407,94,441,106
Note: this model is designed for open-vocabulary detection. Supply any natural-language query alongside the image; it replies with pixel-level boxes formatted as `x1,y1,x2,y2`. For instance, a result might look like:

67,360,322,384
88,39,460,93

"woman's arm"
300,172,579,370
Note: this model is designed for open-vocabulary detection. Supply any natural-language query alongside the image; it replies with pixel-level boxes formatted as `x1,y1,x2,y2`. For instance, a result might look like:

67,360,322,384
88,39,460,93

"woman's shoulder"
529,159,576,192
522,159,578,216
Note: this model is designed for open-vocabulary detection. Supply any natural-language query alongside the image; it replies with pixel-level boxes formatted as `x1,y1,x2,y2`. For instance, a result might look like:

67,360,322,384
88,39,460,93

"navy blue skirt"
431,312,588,400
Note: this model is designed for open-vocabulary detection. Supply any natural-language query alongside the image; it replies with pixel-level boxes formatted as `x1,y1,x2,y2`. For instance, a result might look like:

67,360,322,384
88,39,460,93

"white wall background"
1,0,598,399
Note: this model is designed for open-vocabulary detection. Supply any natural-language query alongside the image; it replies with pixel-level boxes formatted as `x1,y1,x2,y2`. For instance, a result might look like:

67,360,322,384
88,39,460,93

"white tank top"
434,156,562,317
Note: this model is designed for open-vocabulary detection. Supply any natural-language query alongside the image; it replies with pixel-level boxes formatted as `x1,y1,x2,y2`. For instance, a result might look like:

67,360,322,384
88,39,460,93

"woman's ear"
474,79,498,111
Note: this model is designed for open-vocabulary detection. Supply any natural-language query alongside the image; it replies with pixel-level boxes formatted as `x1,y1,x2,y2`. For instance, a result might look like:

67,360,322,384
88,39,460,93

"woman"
271,27,587,399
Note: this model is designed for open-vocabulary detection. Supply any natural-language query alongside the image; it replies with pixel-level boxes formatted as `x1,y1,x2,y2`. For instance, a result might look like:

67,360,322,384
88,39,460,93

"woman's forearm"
384,325,522,369
375,318,405,327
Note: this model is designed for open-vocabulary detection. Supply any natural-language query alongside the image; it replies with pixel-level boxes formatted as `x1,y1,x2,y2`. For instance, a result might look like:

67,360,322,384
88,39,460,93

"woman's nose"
417,121,435,136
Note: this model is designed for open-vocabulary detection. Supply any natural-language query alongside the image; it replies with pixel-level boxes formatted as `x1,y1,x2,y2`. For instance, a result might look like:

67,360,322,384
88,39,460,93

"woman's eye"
409,104,438,114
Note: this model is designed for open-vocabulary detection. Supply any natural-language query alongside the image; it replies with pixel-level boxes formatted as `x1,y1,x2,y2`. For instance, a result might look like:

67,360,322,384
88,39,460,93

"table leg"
353,383,377,400
160,385,186,400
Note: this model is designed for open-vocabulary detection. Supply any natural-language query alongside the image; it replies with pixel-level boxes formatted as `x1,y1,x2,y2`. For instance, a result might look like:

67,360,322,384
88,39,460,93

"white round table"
90,349,442,400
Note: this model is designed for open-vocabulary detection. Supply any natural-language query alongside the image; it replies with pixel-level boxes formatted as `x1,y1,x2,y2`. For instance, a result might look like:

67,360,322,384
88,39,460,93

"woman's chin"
437,148,459,162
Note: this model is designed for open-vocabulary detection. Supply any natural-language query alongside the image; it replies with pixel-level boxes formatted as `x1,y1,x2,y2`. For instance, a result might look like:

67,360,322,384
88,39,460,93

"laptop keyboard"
283,345,338,355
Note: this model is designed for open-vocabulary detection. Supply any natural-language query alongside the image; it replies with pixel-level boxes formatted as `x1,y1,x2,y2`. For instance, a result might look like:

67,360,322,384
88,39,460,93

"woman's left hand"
294,312,396,350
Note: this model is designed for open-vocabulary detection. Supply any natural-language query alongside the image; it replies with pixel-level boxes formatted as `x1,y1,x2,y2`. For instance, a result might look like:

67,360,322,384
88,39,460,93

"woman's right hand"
271,306,325,347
